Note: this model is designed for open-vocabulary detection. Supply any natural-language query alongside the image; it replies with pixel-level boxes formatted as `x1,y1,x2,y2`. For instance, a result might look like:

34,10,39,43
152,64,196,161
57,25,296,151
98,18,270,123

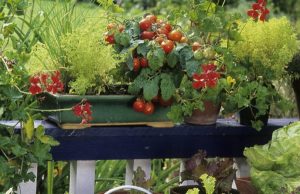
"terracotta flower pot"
185,101,221,125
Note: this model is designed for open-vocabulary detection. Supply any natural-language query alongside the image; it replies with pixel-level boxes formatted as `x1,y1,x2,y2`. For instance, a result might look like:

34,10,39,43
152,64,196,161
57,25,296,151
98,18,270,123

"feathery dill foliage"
231,17,298,78
61,20,120,95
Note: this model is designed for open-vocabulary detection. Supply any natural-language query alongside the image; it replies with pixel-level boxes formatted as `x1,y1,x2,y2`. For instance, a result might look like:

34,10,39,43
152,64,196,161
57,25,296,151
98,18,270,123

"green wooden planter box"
39,93,172,129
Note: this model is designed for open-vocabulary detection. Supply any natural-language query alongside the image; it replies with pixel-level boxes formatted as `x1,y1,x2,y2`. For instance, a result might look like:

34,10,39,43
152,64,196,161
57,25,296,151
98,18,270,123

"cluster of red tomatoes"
133,57,148,72
104,23,125,44
132,95,173,115
139,14,187,54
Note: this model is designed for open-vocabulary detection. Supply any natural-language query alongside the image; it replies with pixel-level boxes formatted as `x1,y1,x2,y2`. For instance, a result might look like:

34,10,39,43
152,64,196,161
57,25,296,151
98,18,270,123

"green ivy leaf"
167,50,179,68
186,60,200,77
160,74,175,100
143,77,159,101
147,47,165,71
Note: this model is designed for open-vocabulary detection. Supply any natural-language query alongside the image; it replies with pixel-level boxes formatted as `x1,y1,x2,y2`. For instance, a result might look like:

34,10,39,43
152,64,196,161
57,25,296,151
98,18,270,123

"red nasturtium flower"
72,101,93,124
192,64,220,89
247,0,269,21
29,71,64,95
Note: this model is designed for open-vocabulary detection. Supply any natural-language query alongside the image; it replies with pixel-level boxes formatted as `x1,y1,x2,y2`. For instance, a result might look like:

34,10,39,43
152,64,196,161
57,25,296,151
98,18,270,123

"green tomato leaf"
167,105,184,124
186,60,200,77
160,74,175,100
126,52,134,71
115,32,130,47
0,107,4,118
11,145,27,157
167,50,179,68
143,77,159,101
137,41,150,57
147,47,165,71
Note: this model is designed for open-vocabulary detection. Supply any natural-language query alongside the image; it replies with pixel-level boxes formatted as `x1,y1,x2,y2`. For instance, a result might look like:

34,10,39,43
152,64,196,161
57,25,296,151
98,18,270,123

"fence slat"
69,160,96,194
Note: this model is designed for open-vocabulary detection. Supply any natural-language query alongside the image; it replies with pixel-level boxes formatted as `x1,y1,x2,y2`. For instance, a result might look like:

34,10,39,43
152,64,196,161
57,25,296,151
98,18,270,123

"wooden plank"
59,121,174,130
69,160,96,194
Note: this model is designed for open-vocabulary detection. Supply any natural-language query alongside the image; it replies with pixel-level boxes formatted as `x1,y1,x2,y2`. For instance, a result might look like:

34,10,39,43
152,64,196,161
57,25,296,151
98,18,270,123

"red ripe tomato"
180,36,188,43
155,36,165,44
192,42,201,51
139,18,152,31
161,40,174,54
167,30,183,42
133,58,140,72
143,102,155,115
163,23,172,33
157,28,169,36
145,14,157,23
140,58,148,68
159,96,173,107
133,99,145,112
141,31,156,40
105,34,115,44
107,23,117,30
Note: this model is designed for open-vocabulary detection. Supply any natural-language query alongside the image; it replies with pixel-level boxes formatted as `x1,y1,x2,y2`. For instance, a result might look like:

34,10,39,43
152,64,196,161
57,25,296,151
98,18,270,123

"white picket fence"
14,158,248,194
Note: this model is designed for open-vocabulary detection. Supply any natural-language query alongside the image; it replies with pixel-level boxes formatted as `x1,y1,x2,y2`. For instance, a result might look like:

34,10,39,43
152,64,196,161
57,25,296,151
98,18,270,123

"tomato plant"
141,31,156,40
167,30,182,42
192,42,201,51
105,34,115,44
145,14,157,23
133,99,145,112
140,58,148,68
143,102,155,115
133,58,140,72
161,40,174,54
139,18,152,31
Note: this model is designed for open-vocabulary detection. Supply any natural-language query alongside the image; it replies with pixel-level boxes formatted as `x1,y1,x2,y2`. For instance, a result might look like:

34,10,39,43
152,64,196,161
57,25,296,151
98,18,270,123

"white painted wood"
69,160,96,194
179,159,198,186
125,160,134,185
125,159,151,185
234,158,250,178
17,163,37,194
133,159,151,180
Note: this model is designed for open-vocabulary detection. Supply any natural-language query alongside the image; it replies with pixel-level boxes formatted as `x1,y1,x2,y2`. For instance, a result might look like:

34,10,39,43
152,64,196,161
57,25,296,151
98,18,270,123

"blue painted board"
1,119,297,160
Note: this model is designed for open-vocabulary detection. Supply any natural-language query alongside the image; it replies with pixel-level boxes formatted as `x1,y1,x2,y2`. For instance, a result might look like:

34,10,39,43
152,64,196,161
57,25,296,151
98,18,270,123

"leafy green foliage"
181,150,235,194
244,121,300,193
147,47,165,71
230,17,298,80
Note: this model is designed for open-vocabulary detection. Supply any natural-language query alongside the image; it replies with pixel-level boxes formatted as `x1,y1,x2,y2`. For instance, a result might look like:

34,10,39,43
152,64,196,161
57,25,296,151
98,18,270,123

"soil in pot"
235,177,258,194
184,101,221,125
292,78,300,119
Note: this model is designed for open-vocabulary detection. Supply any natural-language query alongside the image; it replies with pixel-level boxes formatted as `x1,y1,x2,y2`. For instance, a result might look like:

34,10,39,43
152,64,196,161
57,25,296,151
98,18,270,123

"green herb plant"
224,15,299,130
181,150,236,194
186,174,216,194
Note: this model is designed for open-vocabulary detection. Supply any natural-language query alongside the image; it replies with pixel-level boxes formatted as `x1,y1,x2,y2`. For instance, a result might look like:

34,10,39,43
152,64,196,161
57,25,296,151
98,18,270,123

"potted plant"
162,0,240,125
170,150,238,194
244,121,300,193
26,2,188,128
223,0,298,129
287,52,300,118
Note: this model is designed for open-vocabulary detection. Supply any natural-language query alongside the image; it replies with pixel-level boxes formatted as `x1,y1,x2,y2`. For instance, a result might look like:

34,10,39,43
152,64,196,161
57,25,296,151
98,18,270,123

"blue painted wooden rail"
2,118,298,194
43,118,297,160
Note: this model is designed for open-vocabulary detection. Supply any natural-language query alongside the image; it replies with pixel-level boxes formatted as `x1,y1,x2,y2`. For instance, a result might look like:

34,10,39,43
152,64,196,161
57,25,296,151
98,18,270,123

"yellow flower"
226,76,236,85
